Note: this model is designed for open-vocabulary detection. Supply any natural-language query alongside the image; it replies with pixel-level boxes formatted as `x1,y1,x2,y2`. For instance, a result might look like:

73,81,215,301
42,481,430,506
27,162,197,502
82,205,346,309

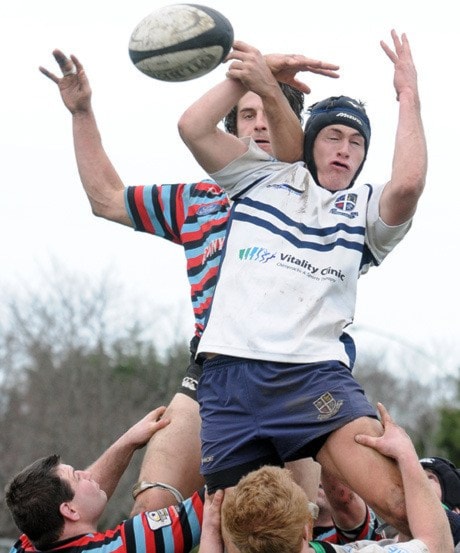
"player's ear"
303,524,310,542
60,501,80,522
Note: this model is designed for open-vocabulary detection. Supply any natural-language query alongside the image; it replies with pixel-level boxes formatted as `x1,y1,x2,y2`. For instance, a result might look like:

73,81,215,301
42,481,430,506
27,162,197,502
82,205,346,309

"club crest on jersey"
313,392,343,420
146,508,172,530
330,193,358,219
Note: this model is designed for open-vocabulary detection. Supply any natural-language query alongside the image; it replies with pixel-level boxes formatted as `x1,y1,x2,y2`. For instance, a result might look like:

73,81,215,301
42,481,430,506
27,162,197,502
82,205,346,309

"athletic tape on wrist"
132,481,185,503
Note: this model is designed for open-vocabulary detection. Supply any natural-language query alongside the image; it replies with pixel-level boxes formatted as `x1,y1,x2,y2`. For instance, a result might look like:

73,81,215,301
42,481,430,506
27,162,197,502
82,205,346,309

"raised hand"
225,40,339,95
380,30,419,103
39,49,92,114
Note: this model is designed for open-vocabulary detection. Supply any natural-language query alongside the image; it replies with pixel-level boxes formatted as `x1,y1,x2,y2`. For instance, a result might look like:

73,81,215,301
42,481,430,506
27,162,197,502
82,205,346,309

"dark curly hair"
224,82,304,135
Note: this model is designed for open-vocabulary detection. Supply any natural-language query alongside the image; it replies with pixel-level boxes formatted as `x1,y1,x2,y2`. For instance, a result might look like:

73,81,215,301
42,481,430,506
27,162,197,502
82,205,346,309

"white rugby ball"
128,4,234,82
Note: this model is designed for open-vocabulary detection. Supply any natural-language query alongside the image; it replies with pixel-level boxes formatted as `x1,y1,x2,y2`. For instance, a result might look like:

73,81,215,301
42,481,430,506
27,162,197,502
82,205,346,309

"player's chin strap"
132,481,185,503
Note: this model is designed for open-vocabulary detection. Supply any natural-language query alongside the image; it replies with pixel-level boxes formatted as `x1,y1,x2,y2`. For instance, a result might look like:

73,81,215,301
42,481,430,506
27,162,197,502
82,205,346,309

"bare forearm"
380,92,427,226
72,109,130,224
178,78,248,173
87,436,137,500
379,32,427,226
262,84,303,162
398,451,453,552
391,91,427,197
321,474,367,530
87,407,170,501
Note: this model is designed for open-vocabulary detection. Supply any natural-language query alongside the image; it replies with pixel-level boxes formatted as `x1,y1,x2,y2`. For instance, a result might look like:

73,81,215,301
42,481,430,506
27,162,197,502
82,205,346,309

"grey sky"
1,0,458,374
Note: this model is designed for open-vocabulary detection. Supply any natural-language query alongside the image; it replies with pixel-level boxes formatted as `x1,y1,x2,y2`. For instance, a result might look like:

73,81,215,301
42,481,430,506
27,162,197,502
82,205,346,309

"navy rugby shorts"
198,355,378,492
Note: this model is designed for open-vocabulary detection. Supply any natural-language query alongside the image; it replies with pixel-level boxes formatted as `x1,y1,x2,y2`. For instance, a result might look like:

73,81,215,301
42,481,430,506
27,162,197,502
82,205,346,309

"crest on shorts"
313,392,343,420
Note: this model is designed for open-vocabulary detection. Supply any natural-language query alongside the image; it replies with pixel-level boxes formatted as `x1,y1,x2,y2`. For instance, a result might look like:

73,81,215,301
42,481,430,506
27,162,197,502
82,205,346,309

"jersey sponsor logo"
239,248,347,282
330,193,358,219
279,255,345,281
146,508,173,530
313,392,343,420
238,246,276,263
202,237,225,263
197,202,222,216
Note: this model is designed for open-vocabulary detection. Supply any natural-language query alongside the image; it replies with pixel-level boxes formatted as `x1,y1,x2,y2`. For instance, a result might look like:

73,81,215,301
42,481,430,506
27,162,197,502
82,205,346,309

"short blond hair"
222,466,312,553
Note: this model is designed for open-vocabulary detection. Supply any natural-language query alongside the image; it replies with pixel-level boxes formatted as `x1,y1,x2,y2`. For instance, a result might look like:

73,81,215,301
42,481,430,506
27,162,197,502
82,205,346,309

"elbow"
178,109,197,146
178,106,214,147
177,112,188,142
401,174,426,202
90,200,117,221
391,166,426,204
90,204,107,219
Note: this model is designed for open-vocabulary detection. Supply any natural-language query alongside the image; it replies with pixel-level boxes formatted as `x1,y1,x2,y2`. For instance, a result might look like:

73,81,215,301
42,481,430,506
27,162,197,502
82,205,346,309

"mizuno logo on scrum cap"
335,112,363,126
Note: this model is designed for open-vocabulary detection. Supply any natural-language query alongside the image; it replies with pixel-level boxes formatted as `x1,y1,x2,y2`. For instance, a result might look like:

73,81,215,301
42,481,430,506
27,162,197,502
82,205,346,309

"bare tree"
0,263,189,535
354,345,444,455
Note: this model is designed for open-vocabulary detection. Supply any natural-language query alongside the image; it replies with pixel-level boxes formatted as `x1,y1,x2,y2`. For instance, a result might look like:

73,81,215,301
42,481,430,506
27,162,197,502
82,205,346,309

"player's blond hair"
222,465,312,553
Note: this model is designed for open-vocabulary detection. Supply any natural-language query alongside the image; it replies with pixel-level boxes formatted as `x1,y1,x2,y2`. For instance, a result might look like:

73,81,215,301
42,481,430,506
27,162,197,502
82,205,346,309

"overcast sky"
1,0,458,376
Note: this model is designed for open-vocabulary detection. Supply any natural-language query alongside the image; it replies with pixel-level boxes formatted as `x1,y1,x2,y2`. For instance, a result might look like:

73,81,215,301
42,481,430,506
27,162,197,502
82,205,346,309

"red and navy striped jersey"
10,489,204,553
125,181,230,338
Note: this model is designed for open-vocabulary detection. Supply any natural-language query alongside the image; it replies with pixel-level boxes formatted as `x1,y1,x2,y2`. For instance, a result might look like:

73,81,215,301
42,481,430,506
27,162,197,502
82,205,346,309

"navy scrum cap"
420,456,460,509
303,95,371,188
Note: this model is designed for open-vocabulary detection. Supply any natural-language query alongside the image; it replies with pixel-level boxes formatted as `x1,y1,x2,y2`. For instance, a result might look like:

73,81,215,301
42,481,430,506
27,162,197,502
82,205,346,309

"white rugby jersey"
324,538,429,552
197,139,411,365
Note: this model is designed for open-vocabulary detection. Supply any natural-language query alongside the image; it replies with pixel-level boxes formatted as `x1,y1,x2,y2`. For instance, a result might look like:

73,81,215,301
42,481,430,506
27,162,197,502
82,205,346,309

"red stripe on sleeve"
134,186,155,233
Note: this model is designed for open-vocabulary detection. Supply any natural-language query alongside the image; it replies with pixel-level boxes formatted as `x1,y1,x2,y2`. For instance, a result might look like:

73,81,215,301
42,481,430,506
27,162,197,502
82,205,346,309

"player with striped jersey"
39,47,339,516
5,407,205,553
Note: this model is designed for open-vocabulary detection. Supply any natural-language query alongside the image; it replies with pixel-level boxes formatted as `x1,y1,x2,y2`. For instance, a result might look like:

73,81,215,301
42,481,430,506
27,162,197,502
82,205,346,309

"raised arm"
227,41,340,163
39,50,131,225
355,403,454,552
178,73,248,173
379,30,427,226
225,41,305,162
86,406,169,500
179,41,340,169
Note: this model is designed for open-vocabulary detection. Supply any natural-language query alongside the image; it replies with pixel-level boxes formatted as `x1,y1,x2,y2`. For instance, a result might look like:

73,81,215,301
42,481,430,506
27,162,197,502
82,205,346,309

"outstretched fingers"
38,64,59,83
70,54,84,73
52,48,77,76
380,29,412,64
39,49,83,83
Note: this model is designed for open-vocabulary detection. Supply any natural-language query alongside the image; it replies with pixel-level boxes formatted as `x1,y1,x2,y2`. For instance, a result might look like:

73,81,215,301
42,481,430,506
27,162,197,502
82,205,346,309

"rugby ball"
128,4,234,82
